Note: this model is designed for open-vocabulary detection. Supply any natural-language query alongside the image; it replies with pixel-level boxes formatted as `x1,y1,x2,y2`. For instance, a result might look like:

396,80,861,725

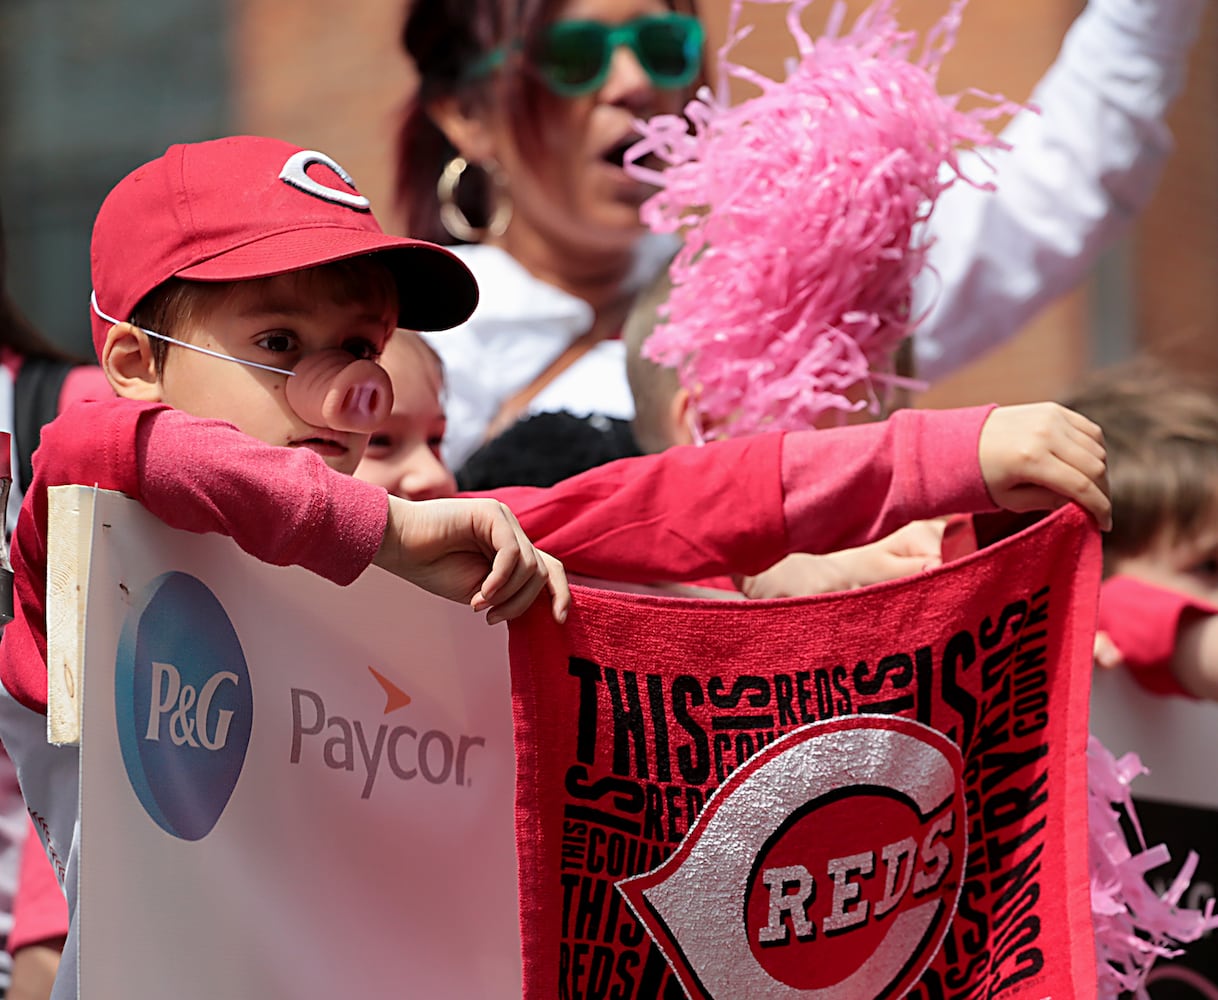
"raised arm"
913,0,1208,379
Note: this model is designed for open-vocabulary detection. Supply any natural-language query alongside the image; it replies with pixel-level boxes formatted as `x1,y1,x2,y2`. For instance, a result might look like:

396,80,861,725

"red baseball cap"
89,135,479,359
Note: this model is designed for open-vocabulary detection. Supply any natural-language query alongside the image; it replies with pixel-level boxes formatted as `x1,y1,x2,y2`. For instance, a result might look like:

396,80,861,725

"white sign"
1090,666,1218,810
67,488,521,997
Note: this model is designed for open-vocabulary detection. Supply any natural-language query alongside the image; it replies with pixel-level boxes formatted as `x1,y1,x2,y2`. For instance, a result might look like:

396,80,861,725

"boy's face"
1110,511,1218,607
156,272,396,476
354,332,458,500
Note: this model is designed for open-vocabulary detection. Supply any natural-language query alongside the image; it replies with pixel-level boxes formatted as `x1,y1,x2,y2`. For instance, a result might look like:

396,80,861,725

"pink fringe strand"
1087,735,1218,997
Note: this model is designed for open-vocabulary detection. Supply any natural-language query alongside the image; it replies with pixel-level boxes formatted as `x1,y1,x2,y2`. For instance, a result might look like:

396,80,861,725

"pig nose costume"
284,349,393,433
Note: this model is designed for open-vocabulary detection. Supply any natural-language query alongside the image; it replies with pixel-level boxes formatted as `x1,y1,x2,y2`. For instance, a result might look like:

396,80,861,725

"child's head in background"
1063,357,1218,604
623,260,911,454
356,326,648,498
354,331,457,500
89,135,477,476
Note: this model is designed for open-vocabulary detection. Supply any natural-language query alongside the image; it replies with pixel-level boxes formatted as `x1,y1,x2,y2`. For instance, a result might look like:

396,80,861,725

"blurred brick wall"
232,0,1216,406
231,0,413,227
1,0,231,354
1134,2,1218,380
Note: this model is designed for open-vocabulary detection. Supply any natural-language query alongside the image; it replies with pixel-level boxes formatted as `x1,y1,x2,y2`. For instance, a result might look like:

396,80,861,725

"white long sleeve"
913,0,1208,379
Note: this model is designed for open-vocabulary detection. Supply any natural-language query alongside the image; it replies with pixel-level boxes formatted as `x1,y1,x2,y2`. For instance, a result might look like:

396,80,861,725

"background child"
352,331,642,494
1064,358,1218,701
353,330,457,501
1063,358,1218,996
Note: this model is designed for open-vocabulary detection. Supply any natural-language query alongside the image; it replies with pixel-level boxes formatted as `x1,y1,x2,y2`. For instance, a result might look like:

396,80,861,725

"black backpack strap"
13,357,78,493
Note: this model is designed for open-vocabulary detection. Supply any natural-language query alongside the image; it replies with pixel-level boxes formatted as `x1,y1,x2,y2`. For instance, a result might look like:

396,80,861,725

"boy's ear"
669,386,700,448
426,96,498,164
101,322,163,402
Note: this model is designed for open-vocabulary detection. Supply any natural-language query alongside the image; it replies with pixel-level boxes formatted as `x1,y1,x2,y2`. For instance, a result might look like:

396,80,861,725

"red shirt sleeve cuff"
1098,575,1217,698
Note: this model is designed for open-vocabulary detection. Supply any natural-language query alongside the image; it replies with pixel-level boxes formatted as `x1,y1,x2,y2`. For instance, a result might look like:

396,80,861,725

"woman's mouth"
602,138,635,169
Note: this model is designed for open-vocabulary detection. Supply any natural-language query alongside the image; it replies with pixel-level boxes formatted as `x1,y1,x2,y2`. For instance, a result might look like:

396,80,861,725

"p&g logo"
115,572,253,841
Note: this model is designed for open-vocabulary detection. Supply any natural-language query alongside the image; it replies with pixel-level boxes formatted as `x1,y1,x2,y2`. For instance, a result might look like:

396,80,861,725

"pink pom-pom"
1087,735,1218,997
626,0,1020,437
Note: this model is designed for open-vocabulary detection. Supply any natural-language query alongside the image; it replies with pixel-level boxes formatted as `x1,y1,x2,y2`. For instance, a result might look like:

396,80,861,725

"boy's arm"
5,399,387,716
40,399,566,612
778,406,996,558
137,404,567,618
486,405,986,584
486,403,1106,584
131,403,386,584
373,495,568,625
484,428,788,583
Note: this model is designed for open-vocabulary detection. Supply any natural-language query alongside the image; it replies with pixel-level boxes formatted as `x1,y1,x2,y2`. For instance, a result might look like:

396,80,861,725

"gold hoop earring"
437,157,512,243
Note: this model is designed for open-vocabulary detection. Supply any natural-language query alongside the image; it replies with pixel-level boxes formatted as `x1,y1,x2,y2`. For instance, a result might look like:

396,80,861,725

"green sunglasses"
468,12,705,98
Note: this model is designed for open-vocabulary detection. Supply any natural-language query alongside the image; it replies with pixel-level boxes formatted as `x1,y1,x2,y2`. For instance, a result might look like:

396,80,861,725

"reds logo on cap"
278,150,372,212
618,716,965,998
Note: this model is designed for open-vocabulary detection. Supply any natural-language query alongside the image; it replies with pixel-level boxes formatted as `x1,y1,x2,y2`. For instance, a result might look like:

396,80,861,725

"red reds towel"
508,504,1101,999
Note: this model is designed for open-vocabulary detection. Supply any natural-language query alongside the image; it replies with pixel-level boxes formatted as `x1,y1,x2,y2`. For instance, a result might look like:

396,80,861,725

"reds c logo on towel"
620,716,965,998
508,506,1102,1000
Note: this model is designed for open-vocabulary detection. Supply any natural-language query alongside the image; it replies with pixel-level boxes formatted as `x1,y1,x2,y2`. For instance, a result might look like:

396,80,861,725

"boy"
0,135,570,999
1065,358,1218,700
4,136,573,720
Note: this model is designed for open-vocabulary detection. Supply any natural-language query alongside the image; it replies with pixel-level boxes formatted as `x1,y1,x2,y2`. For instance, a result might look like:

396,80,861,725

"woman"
398,0,697,467
396,0,1205,470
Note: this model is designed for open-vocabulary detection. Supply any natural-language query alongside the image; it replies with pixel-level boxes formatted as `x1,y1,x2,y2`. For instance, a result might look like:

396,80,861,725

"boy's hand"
978,403,1111,530
739,519,946,599
374,496,570,625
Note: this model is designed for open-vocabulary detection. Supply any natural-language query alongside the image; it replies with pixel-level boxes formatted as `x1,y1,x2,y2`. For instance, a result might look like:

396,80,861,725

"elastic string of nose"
90,291,297,377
